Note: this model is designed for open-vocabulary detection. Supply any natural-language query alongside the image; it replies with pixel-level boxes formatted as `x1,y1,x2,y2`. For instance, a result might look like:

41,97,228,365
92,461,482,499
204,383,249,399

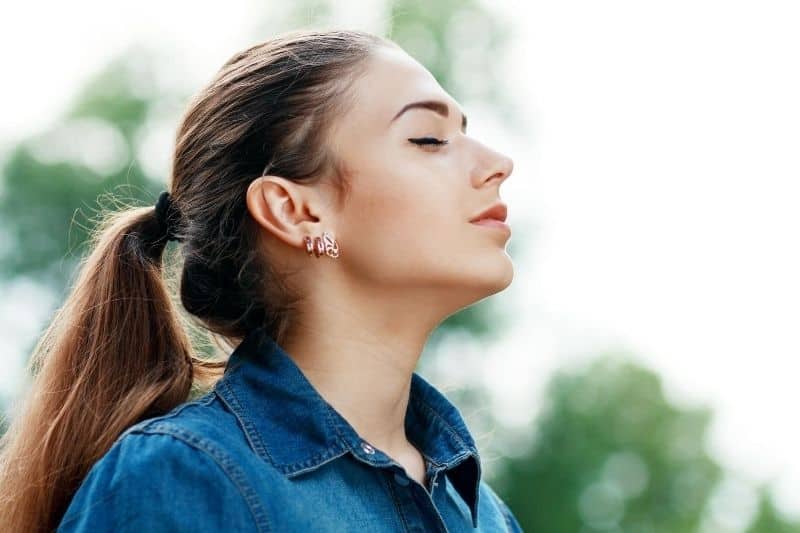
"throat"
395,444,429,489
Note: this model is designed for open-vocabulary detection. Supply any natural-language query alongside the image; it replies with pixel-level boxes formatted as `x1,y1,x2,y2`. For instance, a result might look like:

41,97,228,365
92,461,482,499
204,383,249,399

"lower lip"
471,219,511,233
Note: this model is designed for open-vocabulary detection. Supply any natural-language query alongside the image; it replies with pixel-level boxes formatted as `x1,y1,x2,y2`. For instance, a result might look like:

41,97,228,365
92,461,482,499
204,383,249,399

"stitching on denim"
411,395,473,454
286,448,350,477
282,406,350,474
214,380,273,464
326,406,368,460
133,422,272,533
216,378,350,475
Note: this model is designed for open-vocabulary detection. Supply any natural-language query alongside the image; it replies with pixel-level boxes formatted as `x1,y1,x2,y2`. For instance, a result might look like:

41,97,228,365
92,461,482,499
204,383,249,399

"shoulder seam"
114,391,216,444
130,422,272,533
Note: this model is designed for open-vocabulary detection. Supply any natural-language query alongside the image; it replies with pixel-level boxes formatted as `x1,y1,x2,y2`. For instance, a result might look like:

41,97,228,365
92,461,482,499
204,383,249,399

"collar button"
393,472,410,486
360,441,375,454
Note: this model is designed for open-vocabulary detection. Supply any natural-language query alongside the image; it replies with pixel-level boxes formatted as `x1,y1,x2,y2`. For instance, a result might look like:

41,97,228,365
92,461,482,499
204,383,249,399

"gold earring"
305,231,339,259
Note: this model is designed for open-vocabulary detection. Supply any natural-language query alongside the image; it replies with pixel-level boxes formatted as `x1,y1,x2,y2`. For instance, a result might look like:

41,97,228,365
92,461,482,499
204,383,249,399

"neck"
281,284,451,458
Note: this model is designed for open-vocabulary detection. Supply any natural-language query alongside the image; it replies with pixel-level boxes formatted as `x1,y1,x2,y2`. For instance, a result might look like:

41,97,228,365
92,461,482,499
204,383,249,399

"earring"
304,231,340,259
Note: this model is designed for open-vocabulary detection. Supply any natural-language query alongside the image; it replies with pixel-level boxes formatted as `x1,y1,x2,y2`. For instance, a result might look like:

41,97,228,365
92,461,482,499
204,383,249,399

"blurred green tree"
0,48,170,293
495,353,722,532
747,487,800,533
492,353,800,532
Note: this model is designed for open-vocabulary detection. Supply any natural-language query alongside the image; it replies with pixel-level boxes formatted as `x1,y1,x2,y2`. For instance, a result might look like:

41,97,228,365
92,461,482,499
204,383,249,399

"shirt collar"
212,325,483,528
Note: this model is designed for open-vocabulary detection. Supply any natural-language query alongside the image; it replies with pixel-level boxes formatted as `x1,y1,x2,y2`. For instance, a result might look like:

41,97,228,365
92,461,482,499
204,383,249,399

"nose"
474,148,514,188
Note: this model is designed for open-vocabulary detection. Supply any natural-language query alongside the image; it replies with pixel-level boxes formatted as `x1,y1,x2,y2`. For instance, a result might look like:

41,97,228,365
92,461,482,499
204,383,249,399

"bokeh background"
1,1,799,531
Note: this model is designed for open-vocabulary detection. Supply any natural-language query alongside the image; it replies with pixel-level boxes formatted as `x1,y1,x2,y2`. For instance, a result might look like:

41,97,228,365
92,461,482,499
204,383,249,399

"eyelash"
408,137,449,149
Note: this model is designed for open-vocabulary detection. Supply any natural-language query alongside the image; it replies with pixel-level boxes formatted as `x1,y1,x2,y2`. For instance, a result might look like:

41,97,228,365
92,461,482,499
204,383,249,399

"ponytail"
0,28,391,532
0,201,220,532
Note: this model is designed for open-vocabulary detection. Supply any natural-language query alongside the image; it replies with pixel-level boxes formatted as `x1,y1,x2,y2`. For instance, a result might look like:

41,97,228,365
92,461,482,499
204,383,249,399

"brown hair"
0,28,392,532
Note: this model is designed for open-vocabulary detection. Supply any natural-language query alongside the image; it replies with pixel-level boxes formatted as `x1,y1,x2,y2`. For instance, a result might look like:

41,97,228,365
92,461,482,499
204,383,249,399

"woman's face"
327,45,515,308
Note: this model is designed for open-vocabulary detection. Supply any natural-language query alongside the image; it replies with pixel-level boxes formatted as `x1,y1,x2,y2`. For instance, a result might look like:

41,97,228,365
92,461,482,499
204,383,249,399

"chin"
470,257,515,296
493,262,515,292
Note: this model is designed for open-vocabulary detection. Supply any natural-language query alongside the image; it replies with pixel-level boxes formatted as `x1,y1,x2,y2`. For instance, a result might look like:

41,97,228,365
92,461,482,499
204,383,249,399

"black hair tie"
154,191,183,243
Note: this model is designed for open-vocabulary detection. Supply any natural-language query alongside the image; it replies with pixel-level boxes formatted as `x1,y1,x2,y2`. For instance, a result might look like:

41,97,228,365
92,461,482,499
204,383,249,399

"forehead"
341,46,458,132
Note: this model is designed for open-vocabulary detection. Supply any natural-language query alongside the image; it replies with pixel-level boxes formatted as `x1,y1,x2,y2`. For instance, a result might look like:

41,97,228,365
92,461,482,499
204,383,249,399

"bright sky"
1,0,798,524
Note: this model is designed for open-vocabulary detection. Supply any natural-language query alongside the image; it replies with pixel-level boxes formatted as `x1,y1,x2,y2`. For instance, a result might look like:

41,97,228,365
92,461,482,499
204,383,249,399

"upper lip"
469,202,508,223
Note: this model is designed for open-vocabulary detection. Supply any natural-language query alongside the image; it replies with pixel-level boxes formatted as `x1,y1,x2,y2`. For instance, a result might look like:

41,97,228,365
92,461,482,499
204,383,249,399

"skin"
245,44,514,488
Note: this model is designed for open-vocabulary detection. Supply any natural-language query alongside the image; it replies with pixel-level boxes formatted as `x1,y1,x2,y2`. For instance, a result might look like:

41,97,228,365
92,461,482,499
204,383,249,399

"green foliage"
747,487,800,533
0,51,167,293
494,354,724,532
387,0,514,116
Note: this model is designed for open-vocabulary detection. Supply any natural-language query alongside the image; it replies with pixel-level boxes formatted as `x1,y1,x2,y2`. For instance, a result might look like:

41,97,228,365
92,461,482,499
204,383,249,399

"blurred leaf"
494,353,724,532
747,487,800,533
0,50,169,293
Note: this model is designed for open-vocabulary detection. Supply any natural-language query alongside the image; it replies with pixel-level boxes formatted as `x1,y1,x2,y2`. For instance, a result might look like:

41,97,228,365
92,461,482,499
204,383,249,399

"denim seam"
384,472,412,532
214,381,273,464
285,448,350,477
216,381,349,475
133,422,272,533
411,396,473,455
285,404,349,473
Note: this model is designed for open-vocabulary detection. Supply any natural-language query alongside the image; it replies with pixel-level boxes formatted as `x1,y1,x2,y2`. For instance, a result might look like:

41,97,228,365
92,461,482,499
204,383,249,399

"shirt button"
360,441,375,454
393,472,410,486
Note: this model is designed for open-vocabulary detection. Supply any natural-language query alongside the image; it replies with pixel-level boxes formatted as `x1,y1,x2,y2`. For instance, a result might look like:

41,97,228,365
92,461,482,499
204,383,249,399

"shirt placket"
356,439,450,533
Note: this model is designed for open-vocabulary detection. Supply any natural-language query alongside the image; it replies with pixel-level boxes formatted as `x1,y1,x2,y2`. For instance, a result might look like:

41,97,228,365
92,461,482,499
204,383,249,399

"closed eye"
408,137,449,149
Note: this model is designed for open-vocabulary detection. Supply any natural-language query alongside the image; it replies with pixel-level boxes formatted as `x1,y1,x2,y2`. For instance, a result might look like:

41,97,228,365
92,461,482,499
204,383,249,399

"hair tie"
154,191,183,242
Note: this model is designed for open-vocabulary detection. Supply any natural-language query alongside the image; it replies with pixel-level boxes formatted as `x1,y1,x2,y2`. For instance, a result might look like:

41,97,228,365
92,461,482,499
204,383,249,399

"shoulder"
58,392,269,532
480,480,524,532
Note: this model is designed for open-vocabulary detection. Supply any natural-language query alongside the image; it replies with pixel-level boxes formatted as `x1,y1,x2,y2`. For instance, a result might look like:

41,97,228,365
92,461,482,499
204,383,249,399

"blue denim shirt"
58,325,523,532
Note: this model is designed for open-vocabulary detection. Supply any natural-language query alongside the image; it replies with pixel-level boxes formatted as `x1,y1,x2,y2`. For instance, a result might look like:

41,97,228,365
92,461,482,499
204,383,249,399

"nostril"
487,171,506,183
488,157,513,184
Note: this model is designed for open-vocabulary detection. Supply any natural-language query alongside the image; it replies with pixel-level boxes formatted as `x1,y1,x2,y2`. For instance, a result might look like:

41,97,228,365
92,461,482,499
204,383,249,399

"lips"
469,202,508,223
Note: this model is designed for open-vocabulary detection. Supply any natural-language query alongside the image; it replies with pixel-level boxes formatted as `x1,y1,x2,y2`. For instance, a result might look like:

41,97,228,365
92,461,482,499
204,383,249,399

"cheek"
339,174,463,280
335,153,512,293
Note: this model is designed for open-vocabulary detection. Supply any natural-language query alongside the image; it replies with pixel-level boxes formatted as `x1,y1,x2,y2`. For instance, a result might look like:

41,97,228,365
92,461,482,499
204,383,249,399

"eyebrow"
391,99,468,133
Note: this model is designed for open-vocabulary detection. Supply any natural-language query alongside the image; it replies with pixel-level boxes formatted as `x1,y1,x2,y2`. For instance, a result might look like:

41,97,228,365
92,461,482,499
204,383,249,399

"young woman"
0,29,521,532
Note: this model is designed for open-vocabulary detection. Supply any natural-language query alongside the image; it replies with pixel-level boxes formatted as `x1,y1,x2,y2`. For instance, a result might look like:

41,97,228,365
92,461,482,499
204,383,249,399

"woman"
0,29,521,532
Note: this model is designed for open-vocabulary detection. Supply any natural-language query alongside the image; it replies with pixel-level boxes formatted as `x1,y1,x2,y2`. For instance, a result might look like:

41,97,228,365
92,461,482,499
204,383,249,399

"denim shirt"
58,325,523,532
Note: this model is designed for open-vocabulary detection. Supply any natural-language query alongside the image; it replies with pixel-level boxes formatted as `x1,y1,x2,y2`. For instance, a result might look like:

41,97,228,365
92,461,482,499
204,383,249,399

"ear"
245,176,321,248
